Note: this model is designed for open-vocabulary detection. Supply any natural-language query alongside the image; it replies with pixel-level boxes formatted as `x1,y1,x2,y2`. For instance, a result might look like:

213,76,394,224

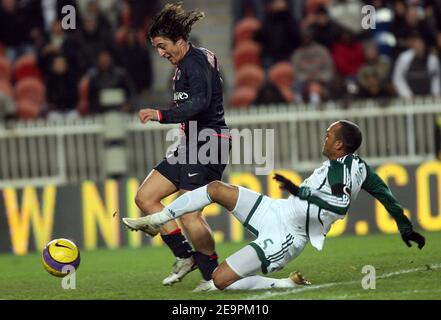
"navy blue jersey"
158,44,229,138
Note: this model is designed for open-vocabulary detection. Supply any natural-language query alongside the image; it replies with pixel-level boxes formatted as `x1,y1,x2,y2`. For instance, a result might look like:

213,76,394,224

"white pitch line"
243,263,441,300
376,263,441,279
331,289,441,300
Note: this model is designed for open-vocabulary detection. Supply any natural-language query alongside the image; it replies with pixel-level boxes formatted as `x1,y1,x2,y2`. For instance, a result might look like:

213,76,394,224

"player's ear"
335,139,344,150
176,37,185,46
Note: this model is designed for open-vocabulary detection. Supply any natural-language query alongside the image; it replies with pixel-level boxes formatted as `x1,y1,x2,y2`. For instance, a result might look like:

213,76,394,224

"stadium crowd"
231,0,441,108
0,0,159,120
0,0,440,121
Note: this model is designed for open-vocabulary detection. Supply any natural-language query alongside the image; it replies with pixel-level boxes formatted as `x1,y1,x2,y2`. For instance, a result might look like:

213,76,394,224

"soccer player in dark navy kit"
123,3,231,292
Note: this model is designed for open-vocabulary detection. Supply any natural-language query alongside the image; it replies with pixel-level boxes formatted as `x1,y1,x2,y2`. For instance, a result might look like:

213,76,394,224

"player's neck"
328,151,348,161
177,41,190,63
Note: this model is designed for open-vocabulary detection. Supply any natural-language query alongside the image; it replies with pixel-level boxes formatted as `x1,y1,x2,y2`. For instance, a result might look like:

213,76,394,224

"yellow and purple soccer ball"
42,238,80,277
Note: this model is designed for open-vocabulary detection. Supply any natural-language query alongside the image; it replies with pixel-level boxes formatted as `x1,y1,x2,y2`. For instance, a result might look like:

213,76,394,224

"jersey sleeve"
301,161,351,215
361,164,413,235
159,60,212,124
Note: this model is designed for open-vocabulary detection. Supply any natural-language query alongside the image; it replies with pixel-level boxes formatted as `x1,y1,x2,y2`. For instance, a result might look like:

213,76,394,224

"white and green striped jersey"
291,154,413,250
299,154,366,215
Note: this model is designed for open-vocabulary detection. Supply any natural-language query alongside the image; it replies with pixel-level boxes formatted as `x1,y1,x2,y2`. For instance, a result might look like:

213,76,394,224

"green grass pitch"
1,232,440,300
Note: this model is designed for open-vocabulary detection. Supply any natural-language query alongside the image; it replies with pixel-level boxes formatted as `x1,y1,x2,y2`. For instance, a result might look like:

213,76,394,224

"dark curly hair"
148,2,205,42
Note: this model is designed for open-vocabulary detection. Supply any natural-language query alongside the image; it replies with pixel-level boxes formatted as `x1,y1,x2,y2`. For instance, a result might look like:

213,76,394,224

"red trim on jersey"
157,110,163,122
168,228,182,235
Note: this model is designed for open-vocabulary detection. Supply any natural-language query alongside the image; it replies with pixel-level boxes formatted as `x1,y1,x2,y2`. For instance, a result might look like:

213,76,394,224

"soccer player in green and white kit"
123,120,425,291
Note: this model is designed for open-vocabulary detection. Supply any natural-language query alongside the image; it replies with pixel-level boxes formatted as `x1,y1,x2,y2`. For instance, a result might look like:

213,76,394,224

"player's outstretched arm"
362,167,425,249
401,231,425,249
273,174,300,195
273,173,350,215
139,108,160,123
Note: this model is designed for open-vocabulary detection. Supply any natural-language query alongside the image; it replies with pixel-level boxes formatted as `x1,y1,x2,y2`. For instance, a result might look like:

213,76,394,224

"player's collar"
322,160,331,167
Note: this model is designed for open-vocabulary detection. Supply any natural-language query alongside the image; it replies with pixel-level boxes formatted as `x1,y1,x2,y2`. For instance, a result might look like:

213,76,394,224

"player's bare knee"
134,193,144,210
178,212,200,226
212,269,228,290
213,279,227,291
207,180,224,202
134,192,157,214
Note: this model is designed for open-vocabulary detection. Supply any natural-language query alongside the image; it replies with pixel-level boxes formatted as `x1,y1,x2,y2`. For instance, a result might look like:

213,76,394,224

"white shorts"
227,186,308,275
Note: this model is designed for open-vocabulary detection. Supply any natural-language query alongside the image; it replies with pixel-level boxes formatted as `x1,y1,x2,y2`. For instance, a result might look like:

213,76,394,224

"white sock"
149,185,212,225
224,275,295,290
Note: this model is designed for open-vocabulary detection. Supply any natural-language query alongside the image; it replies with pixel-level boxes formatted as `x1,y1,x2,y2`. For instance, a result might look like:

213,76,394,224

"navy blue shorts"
154,138,231,191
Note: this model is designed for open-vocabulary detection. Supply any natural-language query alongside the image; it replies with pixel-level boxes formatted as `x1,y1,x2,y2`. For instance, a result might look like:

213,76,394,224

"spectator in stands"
0,84,15,121
432,0,441,31
357,41,390,85
87,49,136,114
391,0,409,57
392,3,436,58
38,20,84,81
303,0,330,16
393,32,441,101
39,20,67,71
23,0,47,52
253,80,288,106
233,0,266,24
254,0,299,69
436,31,441,67
291,27,334,104
365,1,395,60
0,0,36,62
45,55,79,120
327,73,350,104
357,68,393,101
332,28,365,79
127,0,161,29
30,27,47,54
81,0,113,33
302,5,340,49
354,40,392,102
77,0,119,30
327,0,364,35
77,14,114,72
116,29,153,95
291,0,307,22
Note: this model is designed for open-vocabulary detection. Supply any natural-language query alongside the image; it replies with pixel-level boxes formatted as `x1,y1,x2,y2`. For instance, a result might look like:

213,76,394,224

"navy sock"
193,251,218,281
161,229,193,259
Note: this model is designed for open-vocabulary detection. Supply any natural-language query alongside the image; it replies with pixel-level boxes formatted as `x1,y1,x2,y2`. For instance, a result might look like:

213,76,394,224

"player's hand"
401,231,425,249
139,108,159,123
273,173,299,196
